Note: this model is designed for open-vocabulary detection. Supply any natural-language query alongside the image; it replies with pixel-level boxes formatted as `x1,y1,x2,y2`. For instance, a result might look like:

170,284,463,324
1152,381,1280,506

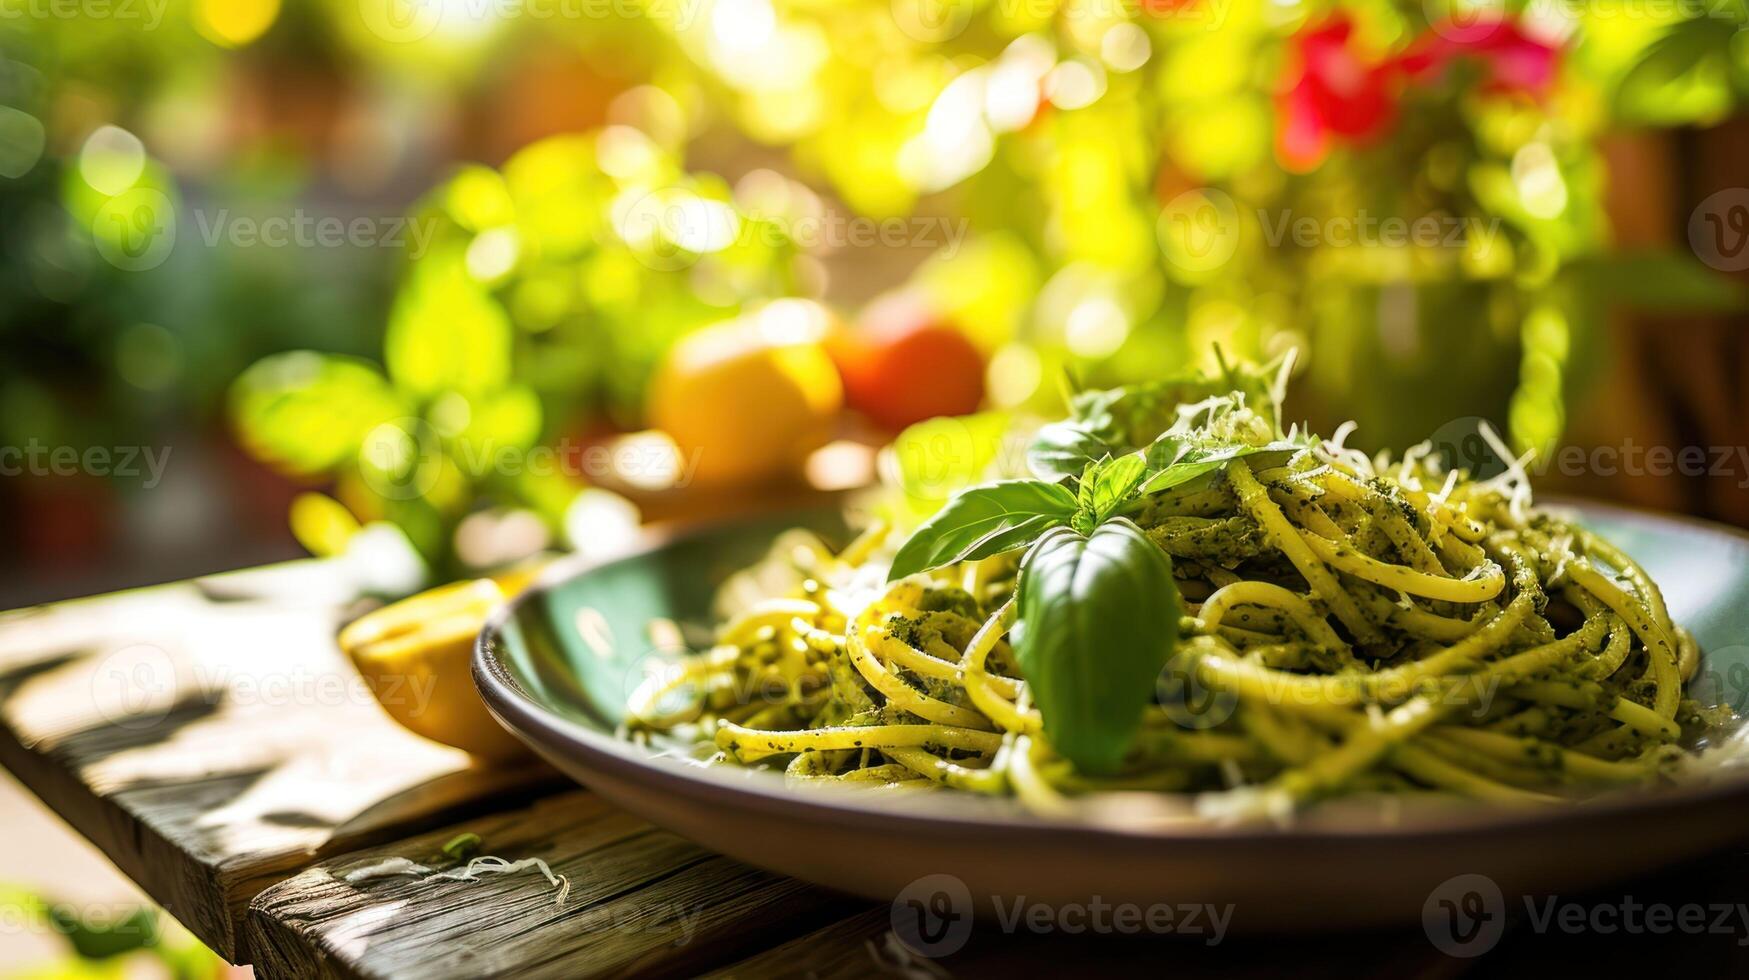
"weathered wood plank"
704,906,1465,980
0,563,559,962
246,790,863,980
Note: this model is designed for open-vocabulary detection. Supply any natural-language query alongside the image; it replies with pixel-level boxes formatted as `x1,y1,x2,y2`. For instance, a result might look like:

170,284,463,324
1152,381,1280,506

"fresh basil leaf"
1138,441,1302,496
1088,452,1148,523
888,480,1078,581
1027,421,1112,480
1014,519,1181,774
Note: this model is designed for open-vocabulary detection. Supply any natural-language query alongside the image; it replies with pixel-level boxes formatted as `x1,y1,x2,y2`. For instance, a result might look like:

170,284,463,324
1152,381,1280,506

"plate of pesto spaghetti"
476,362,1749,928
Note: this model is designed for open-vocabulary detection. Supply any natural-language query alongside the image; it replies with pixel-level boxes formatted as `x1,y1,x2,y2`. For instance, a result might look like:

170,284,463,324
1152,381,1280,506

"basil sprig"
888,452,1159,585
887,453,1189,772
885,359,1312,772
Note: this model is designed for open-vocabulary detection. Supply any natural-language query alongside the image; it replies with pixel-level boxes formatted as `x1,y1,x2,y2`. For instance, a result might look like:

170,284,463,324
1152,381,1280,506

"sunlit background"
3,0,1749,972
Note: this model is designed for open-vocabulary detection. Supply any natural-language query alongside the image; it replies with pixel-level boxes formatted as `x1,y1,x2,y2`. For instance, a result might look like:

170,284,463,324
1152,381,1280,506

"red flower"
1275,15,1398,172
1272,13,1562,171
1399,17,1560,98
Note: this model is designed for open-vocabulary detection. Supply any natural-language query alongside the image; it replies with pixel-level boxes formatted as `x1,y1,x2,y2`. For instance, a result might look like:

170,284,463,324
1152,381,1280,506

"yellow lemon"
339,579,528,760
649,316,843,486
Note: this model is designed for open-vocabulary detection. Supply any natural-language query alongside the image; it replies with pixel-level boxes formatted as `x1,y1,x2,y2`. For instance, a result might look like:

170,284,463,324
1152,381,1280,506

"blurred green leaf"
1615,18,1738,126
455,384,545,478
47,903,159,960
1567,251,1747,313
465,384,543,449
231,353,405,475
384,262,513,398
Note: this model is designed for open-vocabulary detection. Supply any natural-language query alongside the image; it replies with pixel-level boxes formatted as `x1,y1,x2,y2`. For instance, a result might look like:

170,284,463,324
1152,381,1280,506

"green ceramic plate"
476,502,1749,930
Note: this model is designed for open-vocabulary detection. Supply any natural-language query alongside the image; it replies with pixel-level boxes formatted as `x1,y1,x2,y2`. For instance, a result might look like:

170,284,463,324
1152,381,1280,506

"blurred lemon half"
339,577,529,760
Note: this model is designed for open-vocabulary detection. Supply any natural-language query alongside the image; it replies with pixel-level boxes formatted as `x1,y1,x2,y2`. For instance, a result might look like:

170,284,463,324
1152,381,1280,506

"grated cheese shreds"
1475,421,1535,526
341,854,571,907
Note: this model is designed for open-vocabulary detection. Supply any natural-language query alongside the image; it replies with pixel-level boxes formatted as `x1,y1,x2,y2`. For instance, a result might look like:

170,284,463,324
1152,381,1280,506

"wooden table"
4,561,1749,978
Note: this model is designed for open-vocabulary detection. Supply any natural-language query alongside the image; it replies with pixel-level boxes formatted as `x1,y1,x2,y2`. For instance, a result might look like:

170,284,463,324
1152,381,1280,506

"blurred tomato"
829,293,986,432
649,317,843,487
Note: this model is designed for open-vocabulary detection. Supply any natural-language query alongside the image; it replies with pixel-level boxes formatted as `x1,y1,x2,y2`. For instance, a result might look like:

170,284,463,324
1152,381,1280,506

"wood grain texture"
0,562,558,963
704,907,1465,980
701,909,891,979
246,790,862,980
